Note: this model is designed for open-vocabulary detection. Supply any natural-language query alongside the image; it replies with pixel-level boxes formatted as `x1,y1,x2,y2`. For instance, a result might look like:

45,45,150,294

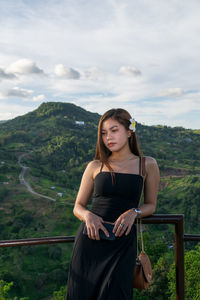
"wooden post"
175,216,184,300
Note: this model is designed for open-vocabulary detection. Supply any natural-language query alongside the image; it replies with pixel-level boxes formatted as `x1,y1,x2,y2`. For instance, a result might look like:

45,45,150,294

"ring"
119,223,124,227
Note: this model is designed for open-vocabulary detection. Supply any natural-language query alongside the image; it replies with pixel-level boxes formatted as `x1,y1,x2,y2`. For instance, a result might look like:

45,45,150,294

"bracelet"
132,208,142,218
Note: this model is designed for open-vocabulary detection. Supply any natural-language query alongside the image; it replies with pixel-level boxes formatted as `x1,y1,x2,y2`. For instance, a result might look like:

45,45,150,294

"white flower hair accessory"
129,118,136,132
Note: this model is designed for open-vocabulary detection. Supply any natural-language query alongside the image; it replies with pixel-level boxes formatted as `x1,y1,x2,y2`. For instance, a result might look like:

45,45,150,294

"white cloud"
84,67,104,80
54,64,80,79
6,59,44,75
32,94,46,102
0,68,17,80
119,66,142,77
0,87,33,98
158,88,184,97
51,67,146,98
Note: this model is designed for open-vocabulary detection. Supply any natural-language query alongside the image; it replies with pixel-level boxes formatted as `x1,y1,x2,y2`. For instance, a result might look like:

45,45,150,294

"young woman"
66,108,160,300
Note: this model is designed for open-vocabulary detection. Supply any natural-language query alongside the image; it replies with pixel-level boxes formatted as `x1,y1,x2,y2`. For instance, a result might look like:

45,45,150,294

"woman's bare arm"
73,160,110,240
73,161,95,221
139,156,160,217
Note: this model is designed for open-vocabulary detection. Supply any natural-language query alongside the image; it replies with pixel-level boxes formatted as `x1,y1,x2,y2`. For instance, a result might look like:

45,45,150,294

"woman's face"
101,118,131,152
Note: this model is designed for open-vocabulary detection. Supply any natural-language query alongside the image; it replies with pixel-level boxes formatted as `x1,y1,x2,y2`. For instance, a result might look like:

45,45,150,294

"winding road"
18,153,56,201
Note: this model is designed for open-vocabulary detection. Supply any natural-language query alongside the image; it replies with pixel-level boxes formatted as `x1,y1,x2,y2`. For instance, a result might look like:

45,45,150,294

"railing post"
175,216,184,300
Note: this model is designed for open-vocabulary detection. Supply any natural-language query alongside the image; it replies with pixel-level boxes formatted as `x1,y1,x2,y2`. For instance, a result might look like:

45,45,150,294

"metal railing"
0,214,200,300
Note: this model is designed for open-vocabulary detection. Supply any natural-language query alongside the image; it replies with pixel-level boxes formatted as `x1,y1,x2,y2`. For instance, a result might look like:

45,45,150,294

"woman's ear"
128,130,132,138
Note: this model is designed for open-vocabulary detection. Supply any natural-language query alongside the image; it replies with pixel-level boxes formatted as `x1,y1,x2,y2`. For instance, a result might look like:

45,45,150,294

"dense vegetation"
0,102,199,299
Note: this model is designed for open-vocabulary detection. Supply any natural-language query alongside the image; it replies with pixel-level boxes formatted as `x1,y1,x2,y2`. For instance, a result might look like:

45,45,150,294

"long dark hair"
94,108,142,178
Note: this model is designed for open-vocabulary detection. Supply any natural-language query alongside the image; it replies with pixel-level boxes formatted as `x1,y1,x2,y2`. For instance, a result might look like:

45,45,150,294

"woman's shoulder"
87,159,102,171
143,156,159,175
143,156,158,166
86,159,102,169
85,160,102,178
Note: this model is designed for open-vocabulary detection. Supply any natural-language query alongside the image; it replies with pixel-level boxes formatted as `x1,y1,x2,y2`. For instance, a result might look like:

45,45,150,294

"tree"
0,280,29,300
52,286,66,300
0,280,13,299
168,244,200,299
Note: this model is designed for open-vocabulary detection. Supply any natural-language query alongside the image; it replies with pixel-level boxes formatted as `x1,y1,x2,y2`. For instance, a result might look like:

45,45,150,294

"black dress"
66,165,143,300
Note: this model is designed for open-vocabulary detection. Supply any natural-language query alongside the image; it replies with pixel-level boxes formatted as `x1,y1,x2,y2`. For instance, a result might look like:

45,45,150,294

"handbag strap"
138,156,146,206
139,155,146,178
136,156,146,255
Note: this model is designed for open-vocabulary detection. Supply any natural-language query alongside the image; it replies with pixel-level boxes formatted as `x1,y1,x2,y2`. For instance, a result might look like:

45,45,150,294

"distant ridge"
0,101,199,175
1,102,199,130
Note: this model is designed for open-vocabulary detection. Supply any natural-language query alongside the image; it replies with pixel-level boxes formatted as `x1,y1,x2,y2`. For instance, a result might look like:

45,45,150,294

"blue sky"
0,0,200,129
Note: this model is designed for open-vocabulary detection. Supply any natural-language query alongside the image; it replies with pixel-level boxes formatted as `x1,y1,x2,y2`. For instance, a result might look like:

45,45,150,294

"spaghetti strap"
100,162,104,172
142,156,146,177
139,156,142,176
139,156,146,177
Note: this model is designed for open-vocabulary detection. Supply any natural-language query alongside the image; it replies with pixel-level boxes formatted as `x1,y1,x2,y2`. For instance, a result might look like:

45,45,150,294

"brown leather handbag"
134,252,152,289
133,219,152,289
133,157,152,290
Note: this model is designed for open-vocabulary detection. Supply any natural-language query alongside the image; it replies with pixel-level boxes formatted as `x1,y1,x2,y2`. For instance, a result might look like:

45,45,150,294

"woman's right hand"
84,211,109,240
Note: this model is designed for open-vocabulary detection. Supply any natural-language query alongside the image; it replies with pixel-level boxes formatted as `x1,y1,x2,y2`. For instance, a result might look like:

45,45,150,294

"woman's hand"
113,209,137,237
84,211,109,240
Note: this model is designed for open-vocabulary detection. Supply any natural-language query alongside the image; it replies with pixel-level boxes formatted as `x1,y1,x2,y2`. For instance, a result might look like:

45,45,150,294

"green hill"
0,102,200,299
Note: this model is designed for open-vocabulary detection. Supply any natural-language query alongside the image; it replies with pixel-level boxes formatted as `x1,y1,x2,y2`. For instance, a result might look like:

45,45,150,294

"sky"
0,0,200,129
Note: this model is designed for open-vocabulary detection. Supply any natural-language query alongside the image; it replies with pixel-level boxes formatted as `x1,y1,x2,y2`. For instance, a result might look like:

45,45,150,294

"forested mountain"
1,102,199,172
0,102,199,299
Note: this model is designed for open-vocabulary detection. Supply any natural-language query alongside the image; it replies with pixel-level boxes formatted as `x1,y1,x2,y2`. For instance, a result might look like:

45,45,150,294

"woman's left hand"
113,209,137,237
